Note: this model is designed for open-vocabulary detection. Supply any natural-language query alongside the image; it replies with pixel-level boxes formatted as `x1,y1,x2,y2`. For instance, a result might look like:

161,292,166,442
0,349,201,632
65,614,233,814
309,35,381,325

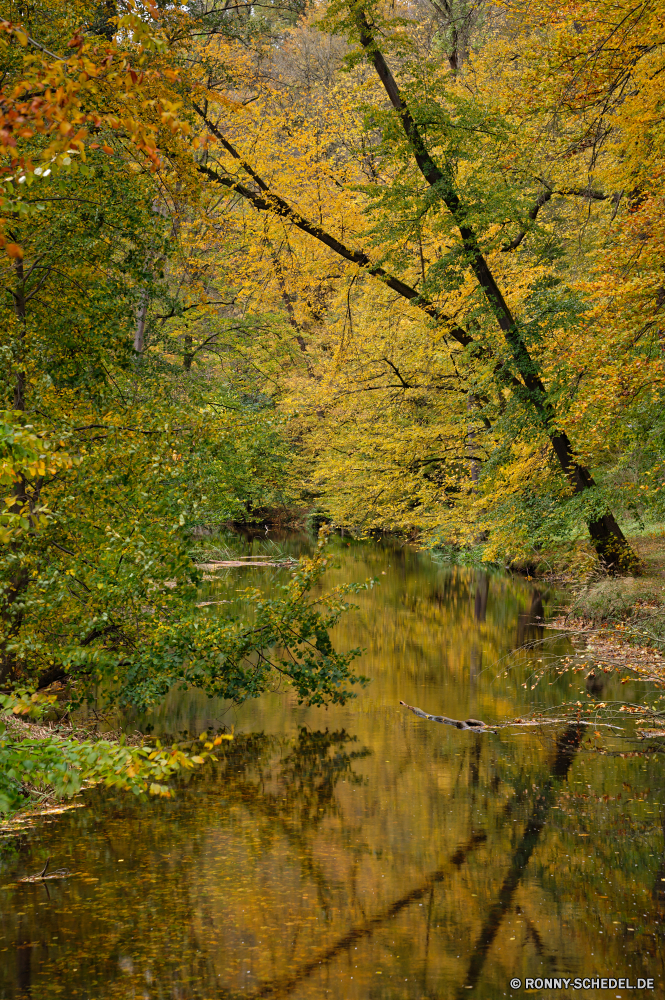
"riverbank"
545,534,665,714
1,542,663,1000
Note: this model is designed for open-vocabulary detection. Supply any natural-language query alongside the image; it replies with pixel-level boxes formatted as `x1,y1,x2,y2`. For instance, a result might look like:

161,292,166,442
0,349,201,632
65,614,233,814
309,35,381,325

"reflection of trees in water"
5,722,664,1000
1,729,373,1000
654,807,665,912
456,725,582,997
516,590,545,649
240,729,583,1000
474,572,489,623
247,831,488,1000
229,732,551,997
217,730,372,916
276,729,370,825
585,669,606,696
15,916,31,999
1,730,529,999
220,729,370,832
469,572,490,684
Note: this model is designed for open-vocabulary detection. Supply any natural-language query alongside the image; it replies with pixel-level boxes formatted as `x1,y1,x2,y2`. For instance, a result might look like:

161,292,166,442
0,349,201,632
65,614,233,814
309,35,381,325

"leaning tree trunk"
352,10,637,572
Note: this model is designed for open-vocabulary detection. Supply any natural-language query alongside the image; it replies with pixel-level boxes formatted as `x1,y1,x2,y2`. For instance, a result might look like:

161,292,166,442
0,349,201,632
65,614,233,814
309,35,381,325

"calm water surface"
1,540,664,999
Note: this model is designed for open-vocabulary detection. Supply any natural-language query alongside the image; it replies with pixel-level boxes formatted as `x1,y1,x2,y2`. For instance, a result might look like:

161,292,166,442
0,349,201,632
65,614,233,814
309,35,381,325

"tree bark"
183,332,193,370
134,287,148,354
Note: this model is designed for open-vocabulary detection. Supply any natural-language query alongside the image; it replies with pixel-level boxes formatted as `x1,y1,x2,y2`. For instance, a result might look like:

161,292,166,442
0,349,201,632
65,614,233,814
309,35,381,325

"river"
1,538,664,999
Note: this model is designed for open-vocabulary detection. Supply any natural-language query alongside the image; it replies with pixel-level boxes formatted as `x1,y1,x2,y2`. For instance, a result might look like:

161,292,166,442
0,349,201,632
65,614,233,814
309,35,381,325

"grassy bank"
565,534,665,631
547,535,665,728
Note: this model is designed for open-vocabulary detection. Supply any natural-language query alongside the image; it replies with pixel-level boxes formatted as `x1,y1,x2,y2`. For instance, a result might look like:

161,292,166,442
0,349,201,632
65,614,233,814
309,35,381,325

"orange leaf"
6,242,23,259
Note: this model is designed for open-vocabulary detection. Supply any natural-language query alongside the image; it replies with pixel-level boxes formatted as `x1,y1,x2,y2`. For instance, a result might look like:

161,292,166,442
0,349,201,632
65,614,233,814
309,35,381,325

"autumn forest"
1,0,664,802
2,3,665,996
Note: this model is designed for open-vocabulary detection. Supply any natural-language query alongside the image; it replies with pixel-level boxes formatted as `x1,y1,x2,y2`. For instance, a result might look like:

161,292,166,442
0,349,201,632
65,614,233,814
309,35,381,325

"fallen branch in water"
196,558,298,571
399,701,491,731
400,702,625,732
18,856,71,882
496,717,623,730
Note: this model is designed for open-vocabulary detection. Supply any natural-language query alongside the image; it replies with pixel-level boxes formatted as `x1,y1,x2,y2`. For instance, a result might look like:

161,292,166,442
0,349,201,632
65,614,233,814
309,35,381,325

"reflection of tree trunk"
16,916,32,997
456,725,582,997
223,731,369,915
249,831,487,1000
653,807,665,911
470,572,488,684
516,590,544,648
469,738,481,787
474,572,489,622
469,644,481,684
423,883,435,994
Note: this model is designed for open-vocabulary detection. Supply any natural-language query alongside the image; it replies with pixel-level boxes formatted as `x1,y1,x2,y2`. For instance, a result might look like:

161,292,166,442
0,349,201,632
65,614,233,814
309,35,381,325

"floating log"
19,857,71,882
400,701,490,731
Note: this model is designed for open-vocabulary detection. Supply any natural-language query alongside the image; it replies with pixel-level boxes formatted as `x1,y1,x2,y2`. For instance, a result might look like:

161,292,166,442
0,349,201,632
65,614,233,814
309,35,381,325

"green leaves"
0,716,221,816
0,414,75,543
0,2,367,819
0,531,368,817
108,532,368,712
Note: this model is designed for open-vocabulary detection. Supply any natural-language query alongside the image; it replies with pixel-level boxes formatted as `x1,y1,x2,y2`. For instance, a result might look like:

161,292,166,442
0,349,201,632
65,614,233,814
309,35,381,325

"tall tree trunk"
467,393,481,486
183,332,193,370
1,258,30,685
134,288,148,354
269,245,318,379
353,10,637,572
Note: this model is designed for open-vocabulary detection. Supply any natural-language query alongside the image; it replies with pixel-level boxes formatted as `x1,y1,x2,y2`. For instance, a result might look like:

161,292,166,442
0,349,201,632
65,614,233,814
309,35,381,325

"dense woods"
1,0,664,809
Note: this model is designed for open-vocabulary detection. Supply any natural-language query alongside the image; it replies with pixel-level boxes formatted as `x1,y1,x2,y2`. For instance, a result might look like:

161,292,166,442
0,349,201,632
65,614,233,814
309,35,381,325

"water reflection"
1,545,664,998
516,589,545,649
474,571,489,623
459,725,582,997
